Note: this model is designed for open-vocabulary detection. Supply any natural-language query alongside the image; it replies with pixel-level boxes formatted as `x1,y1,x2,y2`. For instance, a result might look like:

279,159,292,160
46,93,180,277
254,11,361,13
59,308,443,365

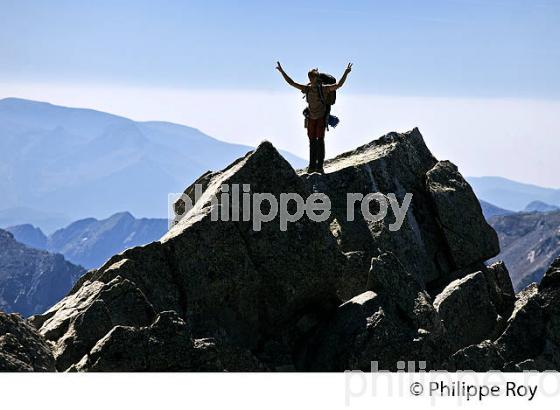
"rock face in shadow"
433,272,498,351
425,161,499,269
300,130,499,295
444,257,560,371
69,310,263,371
30,275,156,371
301,129,444,292
0,312,55,371
302,256,451,371
494,258,560,370
2,128,553,372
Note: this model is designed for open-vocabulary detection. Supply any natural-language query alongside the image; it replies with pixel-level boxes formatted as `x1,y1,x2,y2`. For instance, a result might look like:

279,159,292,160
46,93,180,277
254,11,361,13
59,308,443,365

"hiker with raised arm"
276,61,353,173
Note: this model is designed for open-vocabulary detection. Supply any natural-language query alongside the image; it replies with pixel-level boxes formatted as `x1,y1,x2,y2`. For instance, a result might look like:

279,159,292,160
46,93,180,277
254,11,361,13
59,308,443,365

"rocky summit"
1,128,558,372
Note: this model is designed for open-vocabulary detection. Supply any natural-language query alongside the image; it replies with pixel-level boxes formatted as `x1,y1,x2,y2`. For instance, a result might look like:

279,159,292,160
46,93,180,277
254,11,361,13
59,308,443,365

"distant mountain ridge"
524,200,560,213
7,212,168,270
0,98,305,230
468,176,560,212
479,200,514,219
5,224,47,249
489,211,560,291
0,229,85,317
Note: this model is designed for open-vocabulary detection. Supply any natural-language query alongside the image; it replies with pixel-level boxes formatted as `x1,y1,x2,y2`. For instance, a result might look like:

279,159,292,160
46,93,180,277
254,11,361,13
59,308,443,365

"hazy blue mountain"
5,224,47,250
0,229,85,317
47,212,168,269
468,176,560,212
524,200,560,213
0,98,305,231
479,200,514,219
489,211,560,291
9,213,169,270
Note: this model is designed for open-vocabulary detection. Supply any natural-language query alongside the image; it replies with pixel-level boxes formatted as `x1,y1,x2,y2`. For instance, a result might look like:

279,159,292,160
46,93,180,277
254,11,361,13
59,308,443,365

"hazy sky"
1,0,559,187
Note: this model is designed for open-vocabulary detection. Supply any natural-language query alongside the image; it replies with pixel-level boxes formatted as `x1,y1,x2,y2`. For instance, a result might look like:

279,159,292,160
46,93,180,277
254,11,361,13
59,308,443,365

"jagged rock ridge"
2,128,557,372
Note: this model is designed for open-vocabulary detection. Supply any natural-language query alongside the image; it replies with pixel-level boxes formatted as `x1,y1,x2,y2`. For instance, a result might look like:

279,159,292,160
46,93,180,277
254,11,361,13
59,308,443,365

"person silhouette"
276,62,352,173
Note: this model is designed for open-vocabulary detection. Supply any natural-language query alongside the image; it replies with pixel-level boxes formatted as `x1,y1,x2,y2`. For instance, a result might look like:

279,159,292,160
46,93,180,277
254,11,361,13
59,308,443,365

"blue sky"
1,0,560,187
2,0,559,98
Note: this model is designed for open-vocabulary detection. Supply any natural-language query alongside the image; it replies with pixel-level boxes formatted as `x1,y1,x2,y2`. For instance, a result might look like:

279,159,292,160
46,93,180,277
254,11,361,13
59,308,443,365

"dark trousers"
307,117,326,171
308,138,325,171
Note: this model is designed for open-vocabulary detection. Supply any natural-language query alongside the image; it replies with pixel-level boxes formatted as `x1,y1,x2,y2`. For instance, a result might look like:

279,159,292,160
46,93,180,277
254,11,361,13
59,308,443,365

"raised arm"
276,61,306,91
326,63,353,91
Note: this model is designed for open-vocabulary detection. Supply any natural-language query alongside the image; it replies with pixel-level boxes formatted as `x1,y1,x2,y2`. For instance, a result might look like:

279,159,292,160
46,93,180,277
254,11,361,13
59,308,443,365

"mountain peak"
524,200,560,213
4,224,47,250
23,128,522,372
109,211,136,221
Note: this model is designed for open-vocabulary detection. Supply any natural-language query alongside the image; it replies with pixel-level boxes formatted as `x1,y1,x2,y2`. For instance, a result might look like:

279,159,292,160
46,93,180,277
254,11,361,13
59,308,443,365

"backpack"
302,72,340,129
303,73,337,107
318,73,337,105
